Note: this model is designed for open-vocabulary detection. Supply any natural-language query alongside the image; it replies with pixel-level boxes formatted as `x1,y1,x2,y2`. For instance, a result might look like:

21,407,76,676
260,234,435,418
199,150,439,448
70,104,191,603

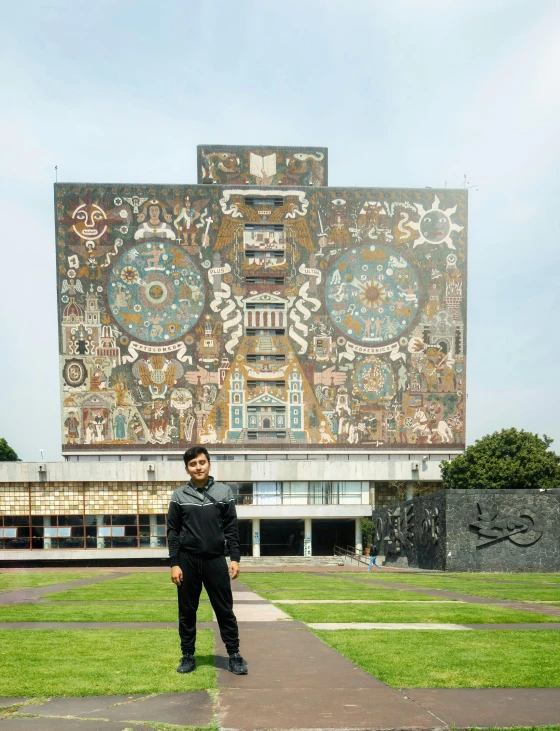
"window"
247,354,286,362
244,196,284,208
246,329,285,336
245,276,285,285
138,514,167,548
32,516,84,549
85,515,138,549
247,380,285,388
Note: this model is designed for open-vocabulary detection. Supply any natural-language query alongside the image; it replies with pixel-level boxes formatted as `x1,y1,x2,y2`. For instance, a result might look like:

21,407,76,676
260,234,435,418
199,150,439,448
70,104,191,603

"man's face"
186,453,210,485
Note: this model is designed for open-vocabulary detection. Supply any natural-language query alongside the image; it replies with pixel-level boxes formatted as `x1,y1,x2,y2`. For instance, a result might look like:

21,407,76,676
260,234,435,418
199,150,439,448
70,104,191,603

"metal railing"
333,544,369,567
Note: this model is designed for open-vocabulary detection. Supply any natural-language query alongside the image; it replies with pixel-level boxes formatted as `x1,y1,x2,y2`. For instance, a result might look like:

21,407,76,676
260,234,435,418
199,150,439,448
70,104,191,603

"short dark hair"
183,446,210,467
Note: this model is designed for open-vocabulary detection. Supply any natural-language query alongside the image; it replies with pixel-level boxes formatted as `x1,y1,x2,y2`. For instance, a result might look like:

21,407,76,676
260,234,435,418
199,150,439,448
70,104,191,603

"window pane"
1,528,17,538
4,516,29,526
59,515,83,526
98,527,112,537
57,527,72,537
111,526,126,537
112,515,137,525
44,527,58,538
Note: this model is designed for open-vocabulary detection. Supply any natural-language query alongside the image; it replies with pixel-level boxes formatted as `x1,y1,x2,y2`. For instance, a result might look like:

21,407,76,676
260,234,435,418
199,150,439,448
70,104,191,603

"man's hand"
229,561,240,580
171,566,183,586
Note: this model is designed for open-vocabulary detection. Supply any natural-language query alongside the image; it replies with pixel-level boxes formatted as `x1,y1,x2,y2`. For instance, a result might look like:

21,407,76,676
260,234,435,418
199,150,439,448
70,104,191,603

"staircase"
237,556,344,568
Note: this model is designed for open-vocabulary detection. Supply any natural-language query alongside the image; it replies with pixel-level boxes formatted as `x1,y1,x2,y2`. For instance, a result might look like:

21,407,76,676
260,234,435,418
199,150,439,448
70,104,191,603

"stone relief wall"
372,489,560,572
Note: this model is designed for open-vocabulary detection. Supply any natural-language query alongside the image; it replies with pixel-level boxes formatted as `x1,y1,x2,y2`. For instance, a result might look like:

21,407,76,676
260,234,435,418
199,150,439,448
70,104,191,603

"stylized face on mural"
419,211,451,244
325,244,420,345
72,203,107,241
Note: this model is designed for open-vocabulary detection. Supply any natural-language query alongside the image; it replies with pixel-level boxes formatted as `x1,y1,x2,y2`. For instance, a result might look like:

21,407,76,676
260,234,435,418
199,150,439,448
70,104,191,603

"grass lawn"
313,629,560,688
279,602,560,624
0,629,216,696
240,573,444,601
444,573,560,584
0,602,213,622
345,574,560,602
46,572,208,602
0,572,105,593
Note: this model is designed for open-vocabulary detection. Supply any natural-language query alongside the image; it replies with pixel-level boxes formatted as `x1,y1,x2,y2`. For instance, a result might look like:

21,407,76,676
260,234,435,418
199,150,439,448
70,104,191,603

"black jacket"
167,477,241,566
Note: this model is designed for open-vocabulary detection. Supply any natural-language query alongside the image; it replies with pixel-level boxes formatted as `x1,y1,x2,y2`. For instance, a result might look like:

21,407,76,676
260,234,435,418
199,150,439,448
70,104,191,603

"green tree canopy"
0,438,20,462
441,428,560,490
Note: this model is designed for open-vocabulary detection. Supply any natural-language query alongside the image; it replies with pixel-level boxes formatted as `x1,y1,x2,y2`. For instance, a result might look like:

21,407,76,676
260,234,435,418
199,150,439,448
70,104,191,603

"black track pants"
177,552,239,655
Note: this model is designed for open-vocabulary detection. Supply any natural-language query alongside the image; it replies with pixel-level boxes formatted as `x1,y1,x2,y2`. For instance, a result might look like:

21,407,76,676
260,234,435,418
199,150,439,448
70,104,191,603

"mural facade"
56,147,467,453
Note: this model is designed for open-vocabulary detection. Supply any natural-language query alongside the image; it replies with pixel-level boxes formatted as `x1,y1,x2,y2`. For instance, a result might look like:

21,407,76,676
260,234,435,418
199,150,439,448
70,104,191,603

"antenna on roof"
55,166,58,183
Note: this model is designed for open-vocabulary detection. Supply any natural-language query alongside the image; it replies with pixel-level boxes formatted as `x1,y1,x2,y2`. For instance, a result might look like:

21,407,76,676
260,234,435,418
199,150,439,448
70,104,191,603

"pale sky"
1,0,559,461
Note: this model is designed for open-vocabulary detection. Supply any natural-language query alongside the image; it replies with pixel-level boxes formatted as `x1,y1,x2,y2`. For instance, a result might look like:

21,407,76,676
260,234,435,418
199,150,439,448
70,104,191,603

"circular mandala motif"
108,242,205,343
325,244,420,344
352,358,396,403
63,359,86,388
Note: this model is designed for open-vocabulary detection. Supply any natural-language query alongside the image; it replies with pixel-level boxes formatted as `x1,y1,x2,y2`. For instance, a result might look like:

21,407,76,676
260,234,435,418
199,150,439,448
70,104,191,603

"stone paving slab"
78,691,213,725
10,692,213,728
0,718,144,730
232,591,267,601
0,699,27,708
217,687,441,729
215,623,386,690
23,695,149,715
223,602,290,622
403,687,560,727
308,622,472,630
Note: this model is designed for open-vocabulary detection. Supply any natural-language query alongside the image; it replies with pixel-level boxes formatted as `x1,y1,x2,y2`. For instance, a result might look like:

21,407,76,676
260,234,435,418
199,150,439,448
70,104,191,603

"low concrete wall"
372,489,560,572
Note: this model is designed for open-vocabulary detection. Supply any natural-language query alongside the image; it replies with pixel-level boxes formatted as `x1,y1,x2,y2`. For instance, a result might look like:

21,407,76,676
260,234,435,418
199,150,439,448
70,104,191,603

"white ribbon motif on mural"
288,264,322,354
339,340,407,363
208,263,242,354
122,340,193,364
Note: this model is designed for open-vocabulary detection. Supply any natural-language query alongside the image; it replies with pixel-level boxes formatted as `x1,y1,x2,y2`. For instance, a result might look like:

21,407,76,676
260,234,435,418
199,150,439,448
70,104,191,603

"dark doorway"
260,519,304,556
312,519,355,556
237,519,252,558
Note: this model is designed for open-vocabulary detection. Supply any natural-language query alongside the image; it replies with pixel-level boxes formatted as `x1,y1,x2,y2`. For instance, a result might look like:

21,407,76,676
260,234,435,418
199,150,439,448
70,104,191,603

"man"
167,446,248,675
368,541,381,571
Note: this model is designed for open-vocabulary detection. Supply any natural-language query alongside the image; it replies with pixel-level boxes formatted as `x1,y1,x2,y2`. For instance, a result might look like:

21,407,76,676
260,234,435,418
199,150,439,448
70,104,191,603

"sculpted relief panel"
56,169,467,451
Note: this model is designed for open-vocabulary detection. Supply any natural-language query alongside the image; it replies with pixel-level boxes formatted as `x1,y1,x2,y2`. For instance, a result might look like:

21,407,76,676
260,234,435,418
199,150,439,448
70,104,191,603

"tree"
441,428,560,490
0,438,20,462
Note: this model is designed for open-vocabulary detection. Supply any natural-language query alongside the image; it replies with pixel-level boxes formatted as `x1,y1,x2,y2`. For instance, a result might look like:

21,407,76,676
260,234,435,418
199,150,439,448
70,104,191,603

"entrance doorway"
260,519,304,556
312,519,355,555
237,519,252,558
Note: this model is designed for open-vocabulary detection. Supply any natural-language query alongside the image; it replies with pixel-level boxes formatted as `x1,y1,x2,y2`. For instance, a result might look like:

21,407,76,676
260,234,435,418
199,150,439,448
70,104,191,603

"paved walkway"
1,570,560,729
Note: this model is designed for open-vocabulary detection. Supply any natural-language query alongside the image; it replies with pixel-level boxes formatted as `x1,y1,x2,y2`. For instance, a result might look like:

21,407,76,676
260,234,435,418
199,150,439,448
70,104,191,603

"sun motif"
409,195,463,250
356,278,388,312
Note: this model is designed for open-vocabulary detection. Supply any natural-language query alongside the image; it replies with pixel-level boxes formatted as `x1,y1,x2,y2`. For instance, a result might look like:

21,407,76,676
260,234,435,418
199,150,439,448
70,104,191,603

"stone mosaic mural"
55,149,467,452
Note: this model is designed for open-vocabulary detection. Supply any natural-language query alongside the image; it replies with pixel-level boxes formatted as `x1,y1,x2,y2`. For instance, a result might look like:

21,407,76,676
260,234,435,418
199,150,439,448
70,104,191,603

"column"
149,514,158,548
96,515,105,549
406,481,414,501
252,517,260,557
43,516,51,550
355,517,363,556
304,517,312,557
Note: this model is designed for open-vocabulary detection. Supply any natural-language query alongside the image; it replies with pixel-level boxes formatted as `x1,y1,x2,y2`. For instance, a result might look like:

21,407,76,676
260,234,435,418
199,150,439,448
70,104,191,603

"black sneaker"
177,654,196,673
228,652,248,675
